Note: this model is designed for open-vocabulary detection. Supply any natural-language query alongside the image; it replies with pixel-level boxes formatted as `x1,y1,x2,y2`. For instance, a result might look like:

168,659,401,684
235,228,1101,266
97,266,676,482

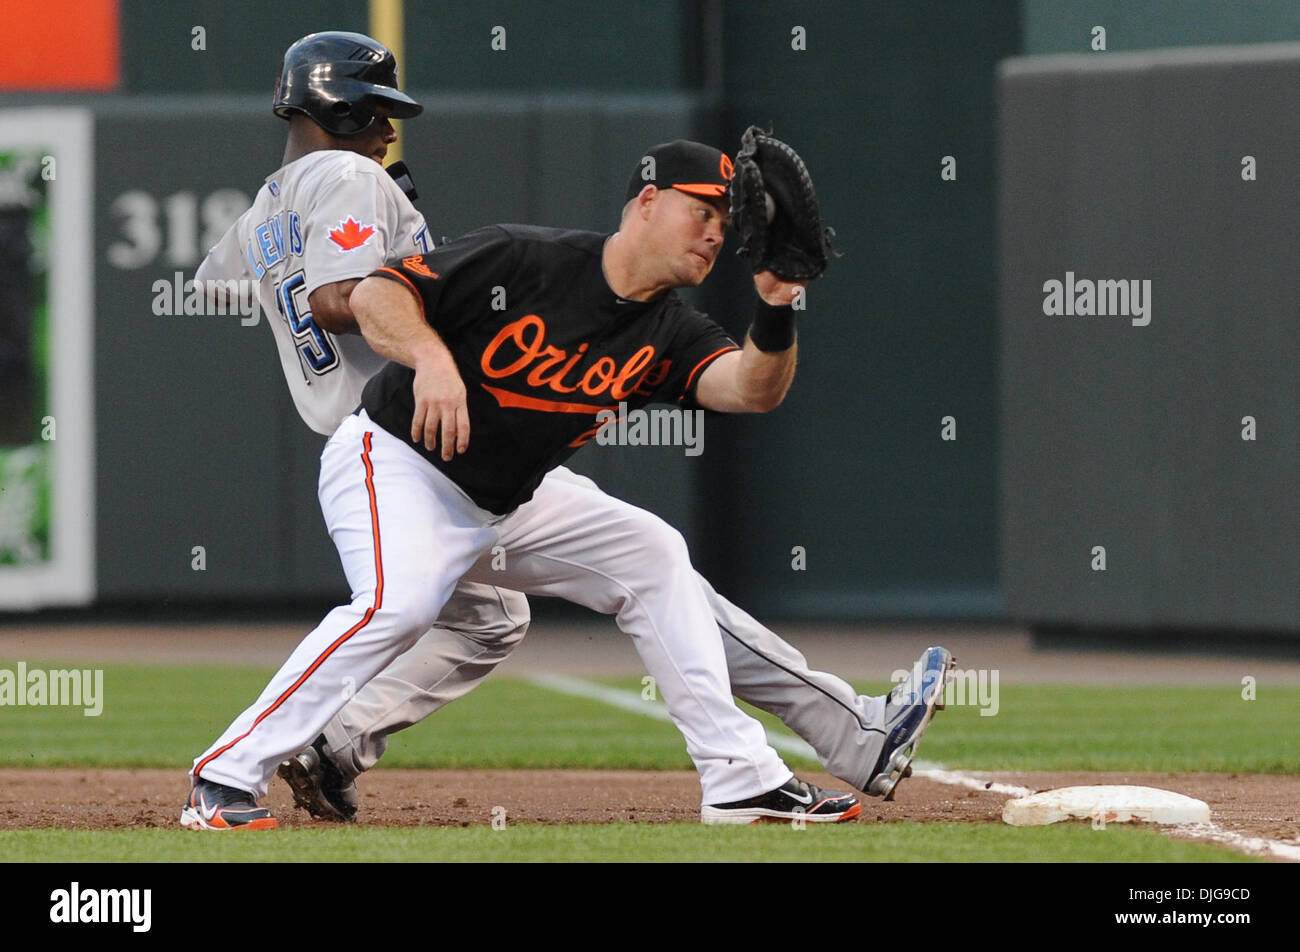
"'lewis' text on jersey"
244,210,304,278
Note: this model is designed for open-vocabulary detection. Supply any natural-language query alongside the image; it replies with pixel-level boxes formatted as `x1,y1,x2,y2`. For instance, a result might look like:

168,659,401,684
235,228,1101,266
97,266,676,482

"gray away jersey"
196,150,433,434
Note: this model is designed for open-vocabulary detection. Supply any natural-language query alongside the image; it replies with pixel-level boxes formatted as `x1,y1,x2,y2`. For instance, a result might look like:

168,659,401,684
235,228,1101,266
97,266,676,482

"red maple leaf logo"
329,217,376,251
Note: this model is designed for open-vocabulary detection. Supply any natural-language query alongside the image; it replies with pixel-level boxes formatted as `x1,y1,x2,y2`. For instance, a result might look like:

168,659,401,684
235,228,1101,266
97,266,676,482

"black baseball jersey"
361,224,738,514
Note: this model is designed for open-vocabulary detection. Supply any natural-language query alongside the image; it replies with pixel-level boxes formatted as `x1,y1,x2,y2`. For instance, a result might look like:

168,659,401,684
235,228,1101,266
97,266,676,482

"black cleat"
180,778,278,831
700,776,862,825
277,735,359,822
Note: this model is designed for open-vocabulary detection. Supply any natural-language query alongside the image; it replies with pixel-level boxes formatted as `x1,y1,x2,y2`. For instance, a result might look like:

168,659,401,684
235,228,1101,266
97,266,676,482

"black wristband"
748,298,796,352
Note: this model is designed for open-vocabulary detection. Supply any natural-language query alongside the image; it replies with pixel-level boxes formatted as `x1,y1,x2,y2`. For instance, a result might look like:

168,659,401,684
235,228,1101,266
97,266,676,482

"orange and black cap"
626,139,735,201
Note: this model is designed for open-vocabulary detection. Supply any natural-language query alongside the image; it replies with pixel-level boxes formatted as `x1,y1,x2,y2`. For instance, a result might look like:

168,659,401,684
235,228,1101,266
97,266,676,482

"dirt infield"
3,623,1297,857
1,768,1296,847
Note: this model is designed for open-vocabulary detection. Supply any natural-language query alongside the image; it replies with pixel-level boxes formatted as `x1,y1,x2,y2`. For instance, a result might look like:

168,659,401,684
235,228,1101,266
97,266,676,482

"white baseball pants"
193,412,792,804
322,467,891,791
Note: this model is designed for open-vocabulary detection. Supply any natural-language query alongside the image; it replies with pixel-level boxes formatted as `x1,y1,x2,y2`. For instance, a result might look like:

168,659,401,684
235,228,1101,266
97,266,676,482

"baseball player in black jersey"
186,138,952,827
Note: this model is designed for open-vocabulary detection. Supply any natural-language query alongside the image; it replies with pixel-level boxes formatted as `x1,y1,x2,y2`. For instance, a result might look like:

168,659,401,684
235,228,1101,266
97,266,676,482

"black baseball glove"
728,126,833,281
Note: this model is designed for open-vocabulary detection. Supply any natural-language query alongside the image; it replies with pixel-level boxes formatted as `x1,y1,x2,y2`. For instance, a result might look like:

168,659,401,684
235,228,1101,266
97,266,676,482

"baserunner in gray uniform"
184,30,950,831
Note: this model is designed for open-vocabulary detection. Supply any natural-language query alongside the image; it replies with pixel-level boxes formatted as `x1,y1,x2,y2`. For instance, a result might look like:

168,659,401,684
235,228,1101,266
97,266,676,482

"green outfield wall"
998,43,1300,631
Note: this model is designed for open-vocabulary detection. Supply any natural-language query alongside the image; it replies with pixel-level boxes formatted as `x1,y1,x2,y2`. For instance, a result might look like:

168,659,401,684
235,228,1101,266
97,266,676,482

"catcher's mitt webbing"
728,126,832,281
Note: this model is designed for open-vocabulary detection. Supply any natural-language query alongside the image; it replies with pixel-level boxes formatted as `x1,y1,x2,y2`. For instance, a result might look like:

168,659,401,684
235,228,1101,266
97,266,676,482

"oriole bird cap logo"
627,139,734,200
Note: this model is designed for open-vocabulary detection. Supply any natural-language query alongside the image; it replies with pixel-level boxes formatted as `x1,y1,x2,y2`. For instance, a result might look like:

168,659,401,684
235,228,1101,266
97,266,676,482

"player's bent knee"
442,587,530,647
460,601,529,649
629,513,691,566
370,590,453,648
489,589,531,646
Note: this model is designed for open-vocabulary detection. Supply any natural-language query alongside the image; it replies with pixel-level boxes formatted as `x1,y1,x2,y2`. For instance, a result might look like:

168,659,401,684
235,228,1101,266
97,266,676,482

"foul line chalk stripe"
911,767,1300,861
195,431,386,781
1168,823,1300,863
525,673,819,762
911,767,1035,798
528,674,1300,861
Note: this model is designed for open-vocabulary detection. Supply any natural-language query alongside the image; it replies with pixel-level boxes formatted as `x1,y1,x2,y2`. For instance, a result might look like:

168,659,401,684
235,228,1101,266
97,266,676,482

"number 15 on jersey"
274,269,339,376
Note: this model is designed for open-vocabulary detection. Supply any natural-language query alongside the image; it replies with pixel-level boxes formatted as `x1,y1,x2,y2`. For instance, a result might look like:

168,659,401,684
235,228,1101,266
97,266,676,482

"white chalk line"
911,767,1035,798
526,673,820,761
526,674,1300,861
1164,823,1300,863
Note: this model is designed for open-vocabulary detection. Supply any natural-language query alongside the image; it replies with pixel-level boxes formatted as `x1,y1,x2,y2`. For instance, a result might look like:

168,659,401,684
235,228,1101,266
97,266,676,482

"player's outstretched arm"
693,271,801,414
350,275,470,459
194,228,247,312
307,281,363,335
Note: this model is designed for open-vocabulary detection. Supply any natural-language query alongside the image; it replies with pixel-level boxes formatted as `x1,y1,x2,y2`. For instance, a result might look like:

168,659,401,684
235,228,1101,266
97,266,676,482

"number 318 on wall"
107,189,250,270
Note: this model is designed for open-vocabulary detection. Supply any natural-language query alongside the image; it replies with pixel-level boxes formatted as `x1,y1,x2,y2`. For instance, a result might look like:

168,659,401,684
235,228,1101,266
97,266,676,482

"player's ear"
634,185,659,219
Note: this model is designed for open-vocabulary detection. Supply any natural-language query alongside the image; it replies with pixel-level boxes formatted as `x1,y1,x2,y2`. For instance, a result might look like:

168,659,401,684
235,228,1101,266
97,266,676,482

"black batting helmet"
273,31,422,136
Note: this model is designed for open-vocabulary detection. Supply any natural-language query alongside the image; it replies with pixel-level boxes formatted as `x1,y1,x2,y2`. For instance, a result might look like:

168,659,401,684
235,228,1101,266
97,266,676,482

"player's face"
337,107,398,165
652,189,729,287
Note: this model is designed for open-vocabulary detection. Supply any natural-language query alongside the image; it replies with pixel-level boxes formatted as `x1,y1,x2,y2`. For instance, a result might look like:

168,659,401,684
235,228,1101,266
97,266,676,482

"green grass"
901,682,1300,773
0,667,701,769
0,664,1297,774
0,662,1290,862
0,822,1255,863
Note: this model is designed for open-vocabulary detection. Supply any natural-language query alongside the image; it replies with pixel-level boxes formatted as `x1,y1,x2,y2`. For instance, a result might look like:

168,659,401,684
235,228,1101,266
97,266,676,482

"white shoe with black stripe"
701,776,862,825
